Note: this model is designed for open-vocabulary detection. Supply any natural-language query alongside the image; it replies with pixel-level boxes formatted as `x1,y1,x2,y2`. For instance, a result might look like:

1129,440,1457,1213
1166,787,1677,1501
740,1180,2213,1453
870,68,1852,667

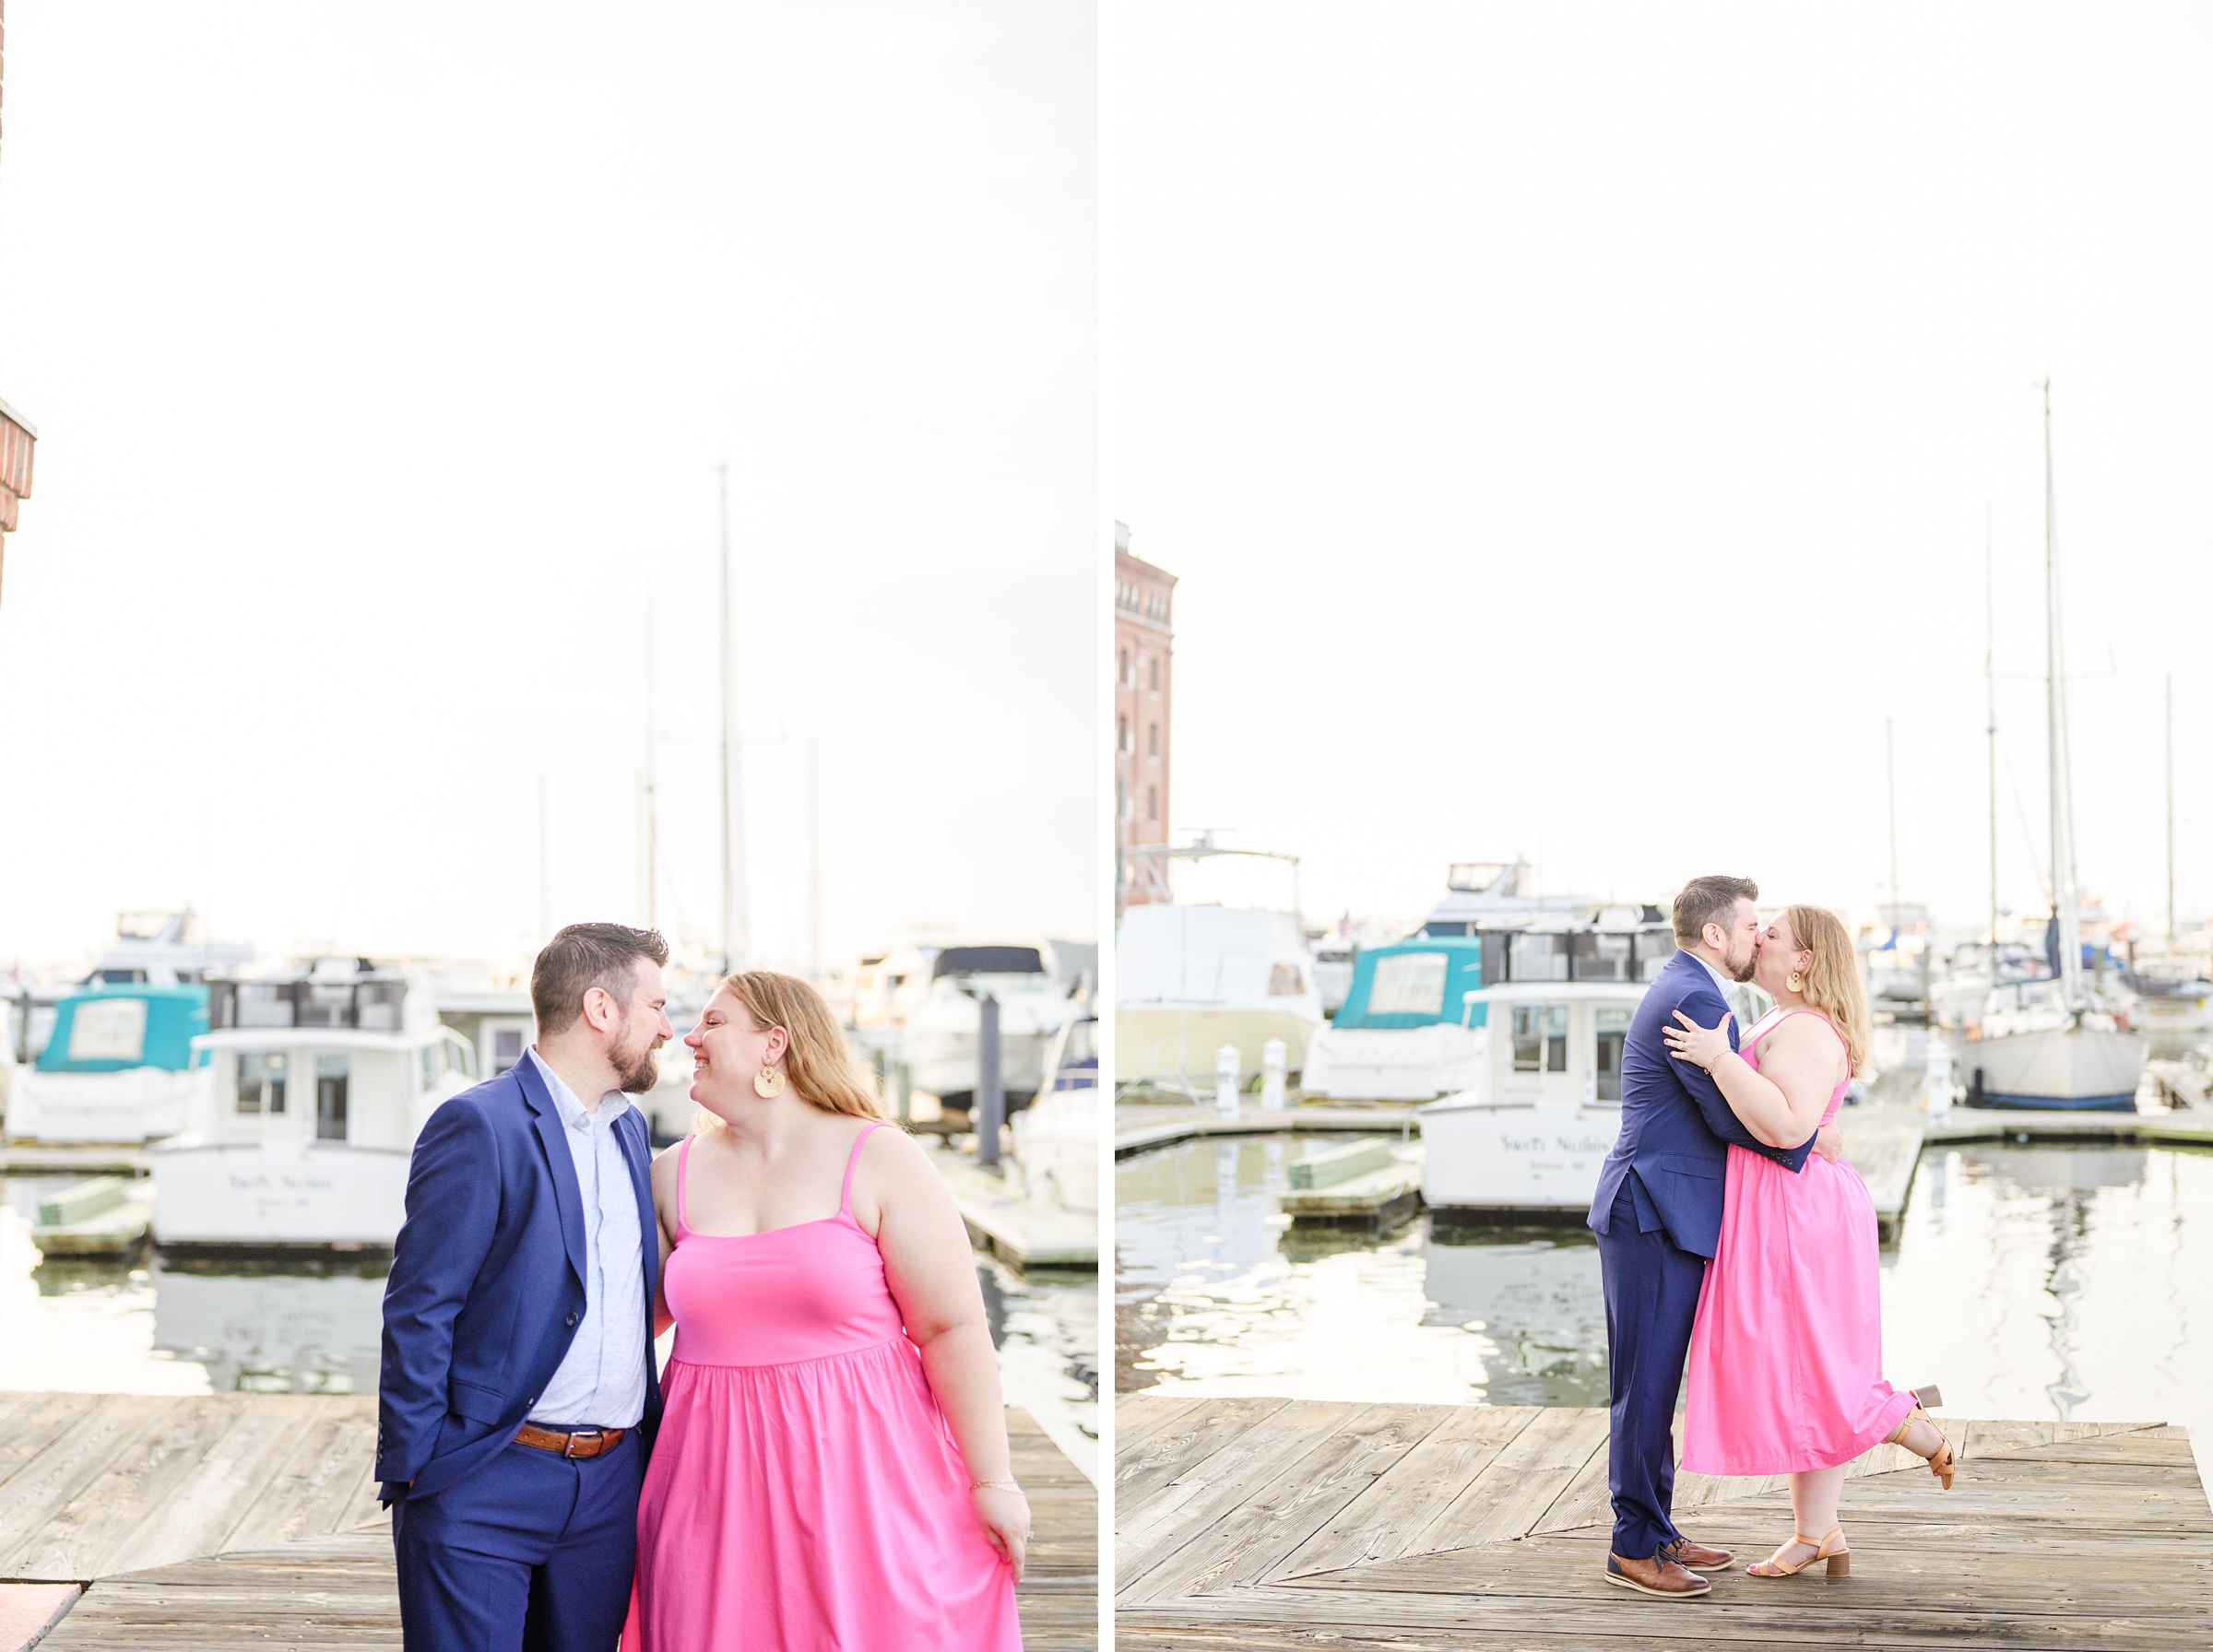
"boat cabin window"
237,1052,288,1115
1266,962,1306,997
1367,952,1447,1016
1509,933,1568,983
493,1028,526,1071
1570,933,1635,982
68,997,148,1063
1511,1003,1568,1073
1594,1005,1634,1100
315,1054,349,1140
1635,931,1679,982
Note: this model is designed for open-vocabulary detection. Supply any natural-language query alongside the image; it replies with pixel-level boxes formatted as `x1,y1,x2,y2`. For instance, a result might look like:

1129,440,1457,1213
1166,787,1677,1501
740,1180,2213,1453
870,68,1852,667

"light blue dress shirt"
525,1048,647,1429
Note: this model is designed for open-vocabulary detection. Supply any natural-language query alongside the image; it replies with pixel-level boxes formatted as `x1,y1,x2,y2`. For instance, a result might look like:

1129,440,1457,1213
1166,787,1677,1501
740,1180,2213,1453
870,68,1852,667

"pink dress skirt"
627,1124,1022,1650
1680,1012,1916,1475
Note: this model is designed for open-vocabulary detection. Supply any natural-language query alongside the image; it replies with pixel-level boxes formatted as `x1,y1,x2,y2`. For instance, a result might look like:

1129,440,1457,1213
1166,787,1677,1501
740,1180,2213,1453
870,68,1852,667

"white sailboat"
1961,383,2145,1112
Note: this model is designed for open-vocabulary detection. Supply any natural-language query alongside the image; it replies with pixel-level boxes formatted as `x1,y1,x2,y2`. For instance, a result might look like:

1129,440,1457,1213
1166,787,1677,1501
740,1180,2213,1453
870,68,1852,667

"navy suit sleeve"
376,1097,501,1484
1674,985,1815,1173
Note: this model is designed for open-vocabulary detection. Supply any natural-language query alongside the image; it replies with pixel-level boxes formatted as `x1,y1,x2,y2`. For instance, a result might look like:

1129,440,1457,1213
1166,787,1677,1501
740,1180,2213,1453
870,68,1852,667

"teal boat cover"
1332,938,1491,1030
35,984,209,1073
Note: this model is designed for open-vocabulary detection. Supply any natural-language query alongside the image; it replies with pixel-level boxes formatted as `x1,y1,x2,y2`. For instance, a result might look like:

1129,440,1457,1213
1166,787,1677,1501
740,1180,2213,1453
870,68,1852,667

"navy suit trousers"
392,1432,642,1652
1595,1177,1708,1561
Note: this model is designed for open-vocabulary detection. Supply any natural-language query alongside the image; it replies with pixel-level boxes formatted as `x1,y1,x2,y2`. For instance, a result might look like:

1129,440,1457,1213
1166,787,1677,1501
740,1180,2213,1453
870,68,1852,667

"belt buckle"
562,1428,602,1459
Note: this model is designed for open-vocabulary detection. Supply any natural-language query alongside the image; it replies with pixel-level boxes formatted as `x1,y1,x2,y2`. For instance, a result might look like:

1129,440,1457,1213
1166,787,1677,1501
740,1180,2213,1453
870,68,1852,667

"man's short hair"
1673,875,1759,946
530,923,669,1036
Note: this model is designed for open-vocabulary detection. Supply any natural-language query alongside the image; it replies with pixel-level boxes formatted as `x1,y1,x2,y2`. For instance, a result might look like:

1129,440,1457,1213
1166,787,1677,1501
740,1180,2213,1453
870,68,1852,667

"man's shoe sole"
1604,1570,1711,1599
1674,1557,1735,1573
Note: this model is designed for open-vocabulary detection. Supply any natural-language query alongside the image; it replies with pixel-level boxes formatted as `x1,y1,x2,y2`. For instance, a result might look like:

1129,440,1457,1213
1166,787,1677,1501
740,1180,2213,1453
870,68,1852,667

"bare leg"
1764,1467,1848,1570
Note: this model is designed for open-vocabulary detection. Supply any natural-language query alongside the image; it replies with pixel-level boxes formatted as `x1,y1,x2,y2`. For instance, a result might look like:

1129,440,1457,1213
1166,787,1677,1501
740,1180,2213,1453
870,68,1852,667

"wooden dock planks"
1118,1393,2213,1648
5,1394,1095,1649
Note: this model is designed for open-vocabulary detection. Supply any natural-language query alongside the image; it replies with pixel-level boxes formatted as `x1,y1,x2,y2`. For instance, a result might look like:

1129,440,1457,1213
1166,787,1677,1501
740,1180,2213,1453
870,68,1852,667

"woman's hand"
1663,1009,1734,1072
972,1484,1031,1580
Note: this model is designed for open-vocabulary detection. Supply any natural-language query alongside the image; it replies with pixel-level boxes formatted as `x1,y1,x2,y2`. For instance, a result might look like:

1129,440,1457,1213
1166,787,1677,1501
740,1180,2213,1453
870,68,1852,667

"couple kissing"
1592,875,1955,1599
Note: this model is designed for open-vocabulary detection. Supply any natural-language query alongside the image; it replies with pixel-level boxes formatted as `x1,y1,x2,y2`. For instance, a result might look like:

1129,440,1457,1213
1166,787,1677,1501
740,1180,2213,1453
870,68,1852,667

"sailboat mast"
716,463,749,975
2168,674,2177,941
1985,502,1999,947
2042,380,2083,1011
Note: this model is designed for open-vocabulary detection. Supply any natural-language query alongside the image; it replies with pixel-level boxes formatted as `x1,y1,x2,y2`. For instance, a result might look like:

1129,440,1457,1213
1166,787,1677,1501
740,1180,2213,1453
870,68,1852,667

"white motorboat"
1418,982,1649,1214
901,946,1078,1115
1011,1012,1097,1213
1303,938,1489,1101
6,985,215,1144
1116,904,1323,1089
150,962,478,1248
1305,917,1677,1103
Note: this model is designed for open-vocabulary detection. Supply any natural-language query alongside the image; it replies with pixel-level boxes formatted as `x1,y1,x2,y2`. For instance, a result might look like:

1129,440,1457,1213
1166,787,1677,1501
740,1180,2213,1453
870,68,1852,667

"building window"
1118,714,1128,753
1146,785,1158,822
1148,722,1158,758
1149,657,1161,691
1118,649,1130,686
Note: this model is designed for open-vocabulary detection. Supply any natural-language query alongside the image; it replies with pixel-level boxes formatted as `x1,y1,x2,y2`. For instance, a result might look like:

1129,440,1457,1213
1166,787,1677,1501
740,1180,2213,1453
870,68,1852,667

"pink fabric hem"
1681,1387,1917,1476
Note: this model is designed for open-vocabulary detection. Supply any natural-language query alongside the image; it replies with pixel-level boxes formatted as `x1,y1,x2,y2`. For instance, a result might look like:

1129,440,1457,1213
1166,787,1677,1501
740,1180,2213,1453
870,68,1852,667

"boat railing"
207,978,408,1032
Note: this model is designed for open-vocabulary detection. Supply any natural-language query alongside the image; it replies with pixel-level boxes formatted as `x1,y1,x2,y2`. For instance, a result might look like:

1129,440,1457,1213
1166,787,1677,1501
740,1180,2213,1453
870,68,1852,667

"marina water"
1118,1130,2213,1457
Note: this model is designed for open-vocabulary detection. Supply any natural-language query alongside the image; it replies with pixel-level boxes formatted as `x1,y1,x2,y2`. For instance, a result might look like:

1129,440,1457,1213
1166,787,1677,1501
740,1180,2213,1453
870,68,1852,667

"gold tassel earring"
753,1067,787,1099
1786,970,1806,995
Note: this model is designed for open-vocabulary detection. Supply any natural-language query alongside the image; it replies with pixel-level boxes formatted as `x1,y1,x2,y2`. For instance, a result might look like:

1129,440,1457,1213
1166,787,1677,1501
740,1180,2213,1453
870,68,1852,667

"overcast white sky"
0,1,1096,975
1106,3,2213,938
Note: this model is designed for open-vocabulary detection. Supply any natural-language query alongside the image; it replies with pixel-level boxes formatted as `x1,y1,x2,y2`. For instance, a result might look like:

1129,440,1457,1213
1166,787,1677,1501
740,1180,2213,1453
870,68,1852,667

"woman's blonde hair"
1779,904,1871,1077
693,970,884,1132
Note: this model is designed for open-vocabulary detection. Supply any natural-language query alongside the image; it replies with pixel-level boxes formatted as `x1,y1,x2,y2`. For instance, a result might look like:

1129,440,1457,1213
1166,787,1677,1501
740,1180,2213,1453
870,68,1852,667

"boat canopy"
35,984,209,1073
1333,938,1489,1030
933,946,1045,978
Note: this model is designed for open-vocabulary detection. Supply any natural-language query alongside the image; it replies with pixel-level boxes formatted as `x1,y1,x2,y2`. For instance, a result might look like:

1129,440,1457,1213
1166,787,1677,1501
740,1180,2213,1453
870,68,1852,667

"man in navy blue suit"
1588,876,1840,1599
378,923,674,1651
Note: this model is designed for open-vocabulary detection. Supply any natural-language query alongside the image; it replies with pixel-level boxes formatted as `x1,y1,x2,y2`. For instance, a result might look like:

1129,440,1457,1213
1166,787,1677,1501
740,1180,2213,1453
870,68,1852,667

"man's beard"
613,1023,662,1093
1729,944,1757,983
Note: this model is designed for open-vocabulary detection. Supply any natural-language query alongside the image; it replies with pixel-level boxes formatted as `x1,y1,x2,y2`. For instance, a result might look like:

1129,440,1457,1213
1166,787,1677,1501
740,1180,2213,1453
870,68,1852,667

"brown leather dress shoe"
1604,1552,1711,1598
1659,1536,1735,1572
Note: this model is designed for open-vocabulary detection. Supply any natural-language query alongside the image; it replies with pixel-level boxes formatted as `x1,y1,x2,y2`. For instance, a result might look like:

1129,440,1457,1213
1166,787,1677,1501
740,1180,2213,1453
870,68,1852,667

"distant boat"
151,961,479,1248
901,945,1079,1120
5,984,213,1145
1115,838,1324,1092
1961,383,2146,1113
1303,937,1490,1101
1012,1011,1098,1213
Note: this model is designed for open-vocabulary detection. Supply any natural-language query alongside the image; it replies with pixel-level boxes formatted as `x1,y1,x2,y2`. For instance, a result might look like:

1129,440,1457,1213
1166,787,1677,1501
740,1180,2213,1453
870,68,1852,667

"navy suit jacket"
1588,949,1814,1258
375,1056,662,1502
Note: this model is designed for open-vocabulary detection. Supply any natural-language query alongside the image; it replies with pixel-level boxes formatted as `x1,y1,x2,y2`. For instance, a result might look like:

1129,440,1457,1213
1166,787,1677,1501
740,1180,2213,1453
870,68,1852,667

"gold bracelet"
971,1478,1021,1493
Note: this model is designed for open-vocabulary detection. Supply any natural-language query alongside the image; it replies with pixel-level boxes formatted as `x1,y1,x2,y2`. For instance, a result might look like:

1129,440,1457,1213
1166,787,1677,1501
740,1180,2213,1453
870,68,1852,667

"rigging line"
1997,727,2053,911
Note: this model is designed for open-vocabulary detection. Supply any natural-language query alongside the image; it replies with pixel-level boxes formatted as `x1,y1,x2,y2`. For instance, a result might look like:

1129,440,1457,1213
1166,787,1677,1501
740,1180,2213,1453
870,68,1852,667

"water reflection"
1117,1133,2213,1442
2,1174,1098,1478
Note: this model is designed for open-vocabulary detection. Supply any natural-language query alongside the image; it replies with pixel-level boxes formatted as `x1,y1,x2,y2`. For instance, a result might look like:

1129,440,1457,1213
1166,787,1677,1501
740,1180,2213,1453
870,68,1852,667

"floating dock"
1117,1393,2212,1649
0,1391,1095,1650
1114,1103,1418,1159
927,1144,1097,1269
1277,1138,1423,1227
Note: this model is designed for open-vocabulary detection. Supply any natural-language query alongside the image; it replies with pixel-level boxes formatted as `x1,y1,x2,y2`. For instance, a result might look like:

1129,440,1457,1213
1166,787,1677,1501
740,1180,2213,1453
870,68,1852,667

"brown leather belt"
514,1422,626,1459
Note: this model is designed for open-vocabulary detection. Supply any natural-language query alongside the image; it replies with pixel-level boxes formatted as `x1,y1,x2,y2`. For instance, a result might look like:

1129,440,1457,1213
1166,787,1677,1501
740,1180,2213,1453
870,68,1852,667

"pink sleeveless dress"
1680,1010,1917,1475
628,1122,1023,1650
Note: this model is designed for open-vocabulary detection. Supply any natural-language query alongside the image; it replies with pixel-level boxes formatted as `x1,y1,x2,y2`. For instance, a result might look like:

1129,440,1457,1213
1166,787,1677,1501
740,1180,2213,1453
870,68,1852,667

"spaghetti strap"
839,1121,886,1217
676,1134,695,1235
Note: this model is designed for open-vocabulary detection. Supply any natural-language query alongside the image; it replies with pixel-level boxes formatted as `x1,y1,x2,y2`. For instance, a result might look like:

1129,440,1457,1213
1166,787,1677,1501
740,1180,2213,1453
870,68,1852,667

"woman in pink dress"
1663,904,1955,1580
628,970,1027,1650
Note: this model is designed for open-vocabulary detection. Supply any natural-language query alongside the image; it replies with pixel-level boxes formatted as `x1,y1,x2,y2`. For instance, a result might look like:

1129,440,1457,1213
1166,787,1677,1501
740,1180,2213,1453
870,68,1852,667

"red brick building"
0,3,34,603
1115,521,1176,913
